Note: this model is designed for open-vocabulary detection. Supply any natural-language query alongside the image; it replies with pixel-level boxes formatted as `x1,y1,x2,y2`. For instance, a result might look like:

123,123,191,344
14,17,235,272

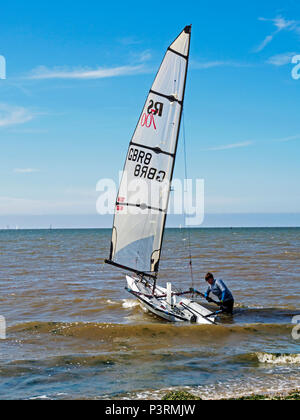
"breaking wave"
122,299,140,309
256,352,300,364
9,321,293,341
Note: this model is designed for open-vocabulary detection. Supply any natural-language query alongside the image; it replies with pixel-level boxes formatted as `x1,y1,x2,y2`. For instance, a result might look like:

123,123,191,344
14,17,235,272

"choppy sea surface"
0,228,299,400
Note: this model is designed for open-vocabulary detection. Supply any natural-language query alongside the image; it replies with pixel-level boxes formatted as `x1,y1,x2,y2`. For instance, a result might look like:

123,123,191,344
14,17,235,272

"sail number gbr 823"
128,148,166,183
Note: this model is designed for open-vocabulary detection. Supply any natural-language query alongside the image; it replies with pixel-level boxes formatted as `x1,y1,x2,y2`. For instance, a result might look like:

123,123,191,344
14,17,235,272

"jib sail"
106,26,191,277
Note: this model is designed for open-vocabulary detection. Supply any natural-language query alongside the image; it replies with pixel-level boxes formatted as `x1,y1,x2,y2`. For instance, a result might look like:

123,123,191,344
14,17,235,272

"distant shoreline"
1,226,300,231
1,213,300,230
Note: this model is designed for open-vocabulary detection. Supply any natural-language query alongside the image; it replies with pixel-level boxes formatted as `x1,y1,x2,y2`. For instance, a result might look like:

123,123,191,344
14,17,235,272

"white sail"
106,26,191,276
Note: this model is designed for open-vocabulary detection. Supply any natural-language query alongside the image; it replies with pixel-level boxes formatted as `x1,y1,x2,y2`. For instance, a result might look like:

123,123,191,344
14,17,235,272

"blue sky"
0,0,300,227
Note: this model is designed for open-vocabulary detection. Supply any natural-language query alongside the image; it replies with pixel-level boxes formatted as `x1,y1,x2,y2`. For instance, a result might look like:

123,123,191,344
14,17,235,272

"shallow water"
0,228,299,399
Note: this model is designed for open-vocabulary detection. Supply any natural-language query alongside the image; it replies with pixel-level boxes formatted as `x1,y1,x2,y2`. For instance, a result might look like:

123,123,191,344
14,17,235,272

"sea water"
0,228,299,399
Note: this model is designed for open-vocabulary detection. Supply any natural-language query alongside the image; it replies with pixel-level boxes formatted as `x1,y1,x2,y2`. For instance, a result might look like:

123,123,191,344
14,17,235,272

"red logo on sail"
117,196,125,211
140,110,157,130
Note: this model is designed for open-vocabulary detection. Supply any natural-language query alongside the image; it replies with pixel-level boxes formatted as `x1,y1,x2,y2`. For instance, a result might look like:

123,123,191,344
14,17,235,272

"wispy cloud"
203,141,253,151
204,135,300,151
260,16,297,31
64,187,97,198
26,64,148,80
255,16,300,52
13,168,40,174
117,36,142,46
0,104,34,128
267,52,297,66
128,49,153,66
0,196,94,215
138,50,152,63
255,35,274,52
191,60,249,70
8,128,47,134
273,134,300,142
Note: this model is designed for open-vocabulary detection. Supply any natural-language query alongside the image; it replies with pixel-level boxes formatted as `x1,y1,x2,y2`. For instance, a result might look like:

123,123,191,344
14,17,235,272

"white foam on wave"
256,352,300,364
29,395,50,400
121,377,300,400
114,363,300,400
106,299,117,305
122,299,140,309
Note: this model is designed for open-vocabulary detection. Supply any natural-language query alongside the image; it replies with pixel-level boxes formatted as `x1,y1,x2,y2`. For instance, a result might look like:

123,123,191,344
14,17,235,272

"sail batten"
167,47,188,59
129,142,176,157
115,202,166,213
107,26,191,276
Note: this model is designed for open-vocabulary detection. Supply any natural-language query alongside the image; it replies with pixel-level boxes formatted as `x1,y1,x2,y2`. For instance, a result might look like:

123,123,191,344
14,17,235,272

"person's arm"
216,279,226,302
204,286,211,299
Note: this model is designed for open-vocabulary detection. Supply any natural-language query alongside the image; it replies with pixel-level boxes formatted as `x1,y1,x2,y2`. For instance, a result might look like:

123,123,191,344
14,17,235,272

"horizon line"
1,226,300,231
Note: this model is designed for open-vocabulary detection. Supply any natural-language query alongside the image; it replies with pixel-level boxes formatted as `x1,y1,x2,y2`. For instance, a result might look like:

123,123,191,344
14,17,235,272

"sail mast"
105,26,192,279
154,25,192,276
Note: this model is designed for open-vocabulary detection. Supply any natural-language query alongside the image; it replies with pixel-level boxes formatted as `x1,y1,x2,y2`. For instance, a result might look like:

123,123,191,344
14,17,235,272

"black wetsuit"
205,279,234,314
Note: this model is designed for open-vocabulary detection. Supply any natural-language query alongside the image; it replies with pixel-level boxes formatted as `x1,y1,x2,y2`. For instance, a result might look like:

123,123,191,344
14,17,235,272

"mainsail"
106,26,191,278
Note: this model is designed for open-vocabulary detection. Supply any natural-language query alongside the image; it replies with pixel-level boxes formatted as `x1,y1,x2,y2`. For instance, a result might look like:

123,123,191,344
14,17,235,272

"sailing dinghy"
105,26,217,324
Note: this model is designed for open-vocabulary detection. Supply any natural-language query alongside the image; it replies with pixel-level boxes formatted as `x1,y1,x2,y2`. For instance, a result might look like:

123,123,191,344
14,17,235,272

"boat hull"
126,275,217,325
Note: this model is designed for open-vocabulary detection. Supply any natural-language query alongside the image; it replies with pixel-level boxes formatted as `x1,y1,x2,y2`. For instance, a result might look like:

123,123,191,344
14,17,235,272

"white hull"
126,275,217,325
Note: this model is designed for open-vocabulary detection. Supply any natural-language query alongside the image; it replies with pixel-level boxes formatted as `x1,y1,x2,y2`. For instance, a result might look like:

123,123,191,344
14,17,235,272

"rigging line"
182,110,194,289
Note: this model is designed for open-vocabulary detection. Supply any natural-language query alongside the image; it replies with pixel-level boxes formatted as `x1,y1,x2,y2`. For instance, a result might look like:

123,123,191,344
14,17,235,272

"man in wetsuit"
204,272,234,314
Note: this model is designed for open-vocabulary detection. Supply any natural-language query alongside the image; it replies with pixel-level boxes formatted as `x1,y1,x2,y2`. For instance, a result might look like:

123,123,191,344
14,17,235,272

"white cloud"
13,168,40,174
8,128,47,134
274,134,300,142
260,16,296,31
27,64,148,80
64,187,97,198
117,36,142,46
191,60,249,69
203,141,253,151
128,49,153,65
255,35,274,53
191,61,227,69
254,16,300,52
267,52,297,66
0,103,34,128
203,135,300,152
138,50,152,62
0,196,95,215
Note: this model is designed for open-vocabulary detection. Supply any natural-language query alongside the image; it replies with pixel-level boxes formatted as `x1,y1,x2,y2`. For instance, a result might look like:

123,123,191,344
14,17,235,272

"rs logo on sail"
147,100,164,117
